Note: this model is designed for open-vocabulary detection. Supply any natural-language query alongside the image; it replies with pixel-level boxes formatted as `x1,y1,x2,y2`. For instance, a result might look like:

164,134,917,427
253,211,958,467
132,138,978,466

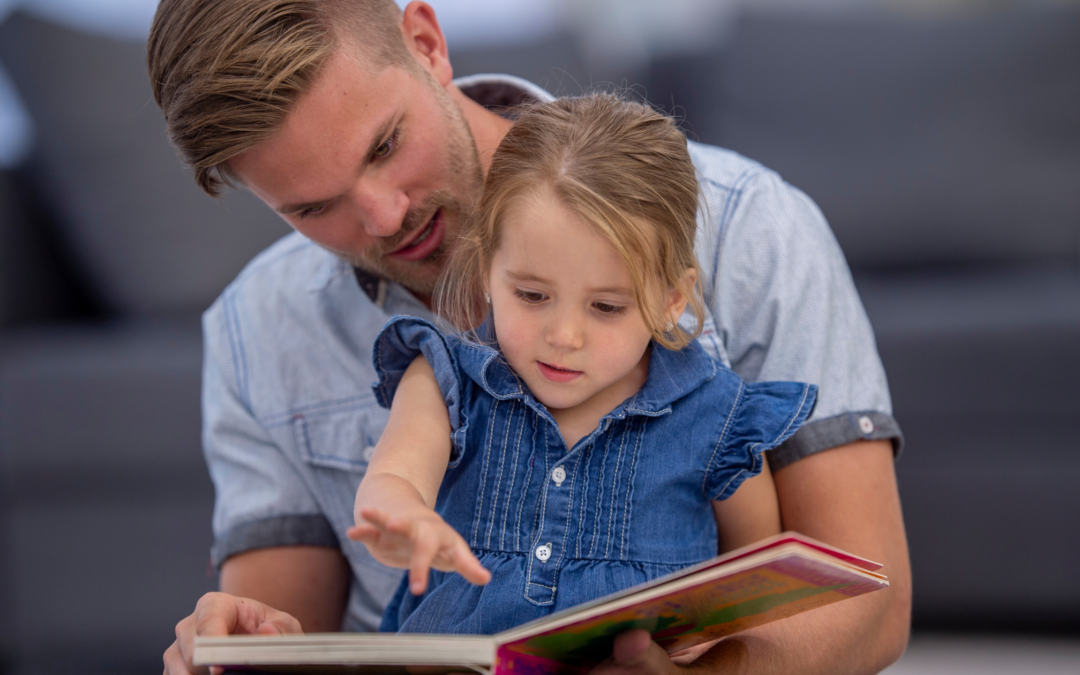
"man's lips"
538,361,583,383
387,210,445,262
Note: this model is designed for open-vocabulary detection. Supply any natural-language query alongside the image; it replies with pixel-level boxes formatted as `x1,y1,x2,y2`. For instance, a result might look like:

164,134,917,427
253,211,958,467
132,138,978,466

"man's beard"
329,82,484,297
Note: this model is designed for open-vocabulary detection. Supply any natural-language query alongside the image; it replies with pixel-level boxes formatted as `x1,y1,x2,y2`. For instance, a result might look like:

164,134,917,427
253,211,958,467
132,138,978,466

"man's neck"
448,84,514,175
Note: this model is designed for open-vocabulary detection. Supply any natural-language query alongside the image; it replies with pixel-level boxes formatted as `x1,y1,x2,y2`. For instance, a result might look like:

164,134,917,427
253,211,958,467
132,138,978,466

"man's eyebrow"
506,271,633,296
275,115,397,215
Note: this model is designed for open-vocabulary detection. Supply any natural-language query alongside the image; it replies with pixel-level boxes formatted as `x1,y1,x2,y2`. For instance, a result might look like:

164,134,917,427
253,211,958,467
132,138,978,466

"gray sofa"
0,6,1077,674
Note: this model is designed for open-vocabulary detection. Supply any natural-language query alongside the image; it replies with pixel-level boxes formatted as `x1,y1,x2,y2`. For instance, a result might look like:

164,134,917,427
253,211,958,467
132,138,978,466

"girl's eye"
594,302,627,316
374,130,399,158
514,289,546,304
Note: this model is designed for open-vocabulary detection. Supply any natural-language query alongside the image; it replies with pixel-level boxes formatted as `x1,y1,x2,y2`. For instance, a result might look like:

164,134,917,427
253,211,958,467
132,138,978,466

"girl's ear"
665,268,698,325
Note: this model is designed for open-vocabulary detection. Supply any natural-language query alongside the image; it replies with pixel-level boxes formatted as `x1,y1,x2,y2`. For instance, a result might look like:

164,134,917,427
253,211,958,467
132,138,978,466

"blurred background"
0,0,1078,673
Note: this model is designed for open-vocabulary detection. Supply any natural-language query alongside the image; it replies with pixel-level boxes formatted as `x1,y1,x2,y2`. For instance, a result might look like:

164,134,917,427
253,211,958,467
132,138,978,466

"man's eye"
594,302,626,316
514,289,546,304
374,130,399,158
298,203,327,219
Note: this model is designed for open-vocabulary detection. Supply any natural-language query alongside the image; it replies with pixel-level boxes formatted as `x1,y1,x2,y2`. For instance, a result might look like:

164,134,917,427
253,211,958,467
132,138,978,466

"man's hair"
148,0,411,196
437,93,705,351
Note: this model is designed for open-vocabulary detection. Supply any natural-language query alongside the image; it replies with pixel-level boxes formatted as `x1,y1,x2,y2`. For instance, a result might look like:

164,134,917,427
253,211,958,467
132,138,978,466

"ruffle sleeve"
371,316,468,464
706,380,818,500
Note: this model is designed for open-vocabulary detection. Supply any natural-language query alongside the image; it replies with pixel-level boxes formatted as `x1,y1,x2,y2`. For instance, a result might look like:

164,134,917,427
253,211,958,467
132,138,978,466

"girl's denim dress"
371,316,817,635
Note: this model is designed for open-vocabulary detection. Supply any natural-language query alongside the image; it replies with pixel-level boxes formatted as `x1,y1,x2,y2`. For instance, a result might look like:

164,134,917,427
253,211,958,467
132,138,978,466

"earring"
665,320,674,332
484,292,491,304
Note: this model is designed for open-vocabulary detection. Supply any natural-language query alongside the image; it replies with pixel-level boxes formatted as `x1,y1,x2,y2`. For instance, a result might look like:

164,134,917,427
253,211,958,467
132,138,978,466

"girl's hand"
346,506,491,594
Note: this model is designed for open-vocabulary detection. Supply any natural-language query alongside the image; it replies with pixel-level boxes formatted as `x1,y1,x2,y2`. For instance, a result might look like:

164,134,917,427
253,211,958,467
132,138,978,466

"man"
149,1,910,673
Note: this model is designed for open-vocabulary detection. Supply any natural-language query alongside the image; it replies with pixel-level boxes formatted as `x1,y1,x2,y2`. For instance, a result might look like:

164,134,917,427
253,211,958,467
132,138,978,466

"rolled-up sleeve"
694,147,903,469
202,296,338,569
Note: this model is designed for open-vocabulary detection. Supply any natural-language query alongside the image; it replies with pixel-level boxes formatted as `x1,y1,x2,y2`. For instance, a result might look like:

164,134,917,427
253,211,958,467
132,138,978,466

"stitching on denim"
703,381,743,499
473,399,499,548
604,424,629,560
549,450,578,596
524,425,552,604
620,417,643,561
500,407,527,551
515,416,537,552
715,469,746,501
588,431,614,559
293,414,374,471
223,290,251,411
260,394,378,427
575,443,593,558
486,401,516,549
752,384,813,456
707,169,763,310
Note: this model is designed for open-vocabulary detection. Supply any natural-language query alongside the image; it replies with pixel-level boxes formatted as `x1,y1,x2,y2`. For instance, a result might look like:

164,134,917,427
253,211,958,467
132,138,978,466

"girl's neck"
549,348,651,450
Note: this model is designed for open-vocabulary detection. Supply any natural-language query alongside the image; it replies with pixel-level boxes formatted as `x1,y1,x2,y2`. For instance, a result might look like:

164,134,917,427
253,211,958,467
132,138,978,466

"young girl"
346,93,817,635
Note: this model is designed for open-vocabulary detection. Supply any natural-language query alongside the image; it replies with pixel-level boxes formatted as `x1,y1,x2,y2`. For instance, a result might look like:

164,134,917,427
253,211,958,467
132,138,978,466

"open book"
195,532,888,674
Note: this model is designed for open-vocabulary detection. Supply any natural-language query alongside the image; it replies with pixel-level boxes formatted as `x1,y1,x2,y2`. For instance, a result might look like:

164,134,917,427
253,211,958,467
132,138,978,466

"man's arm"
163,546,350,675
220,546,351,632
593,439,911,674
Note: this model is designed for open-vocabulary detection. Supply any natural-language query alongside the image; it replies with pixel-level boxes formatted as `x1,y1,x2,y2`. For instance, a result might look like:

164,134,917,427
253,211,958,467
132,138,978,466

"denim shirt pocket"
293,405,388,474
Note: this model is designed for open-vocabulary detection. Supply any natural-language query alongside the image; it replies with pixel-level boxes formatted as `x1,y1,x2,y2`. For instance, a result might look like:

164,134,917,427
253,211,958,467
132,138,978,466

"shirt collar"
454,318,718,416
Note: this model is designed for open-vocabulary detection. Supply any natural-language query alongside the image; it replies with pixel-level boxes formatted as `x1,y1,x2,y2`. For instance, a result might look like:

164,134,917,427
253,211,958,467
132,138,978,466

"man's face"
229,49,483,296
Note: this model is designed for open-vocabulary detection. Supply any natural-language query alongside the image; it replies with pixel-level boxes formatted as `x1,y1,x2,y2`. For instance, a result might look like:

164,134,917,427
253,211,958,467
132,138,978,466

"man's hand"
590,630,751,675
163,592,302,675
348,506,491,594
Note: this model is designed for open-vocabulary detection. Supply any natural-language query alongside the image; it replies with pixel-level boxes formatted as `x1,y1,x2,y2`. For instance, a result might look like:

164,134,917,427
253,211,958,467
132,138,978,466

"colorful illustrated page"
494,554,887,675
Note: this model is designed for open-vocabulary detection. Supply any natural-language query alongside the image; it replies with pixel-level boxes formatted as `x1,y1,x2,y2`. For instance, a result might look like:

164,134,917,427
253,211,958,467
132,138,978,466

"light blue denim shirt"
372,316,817,635
200,75,902,631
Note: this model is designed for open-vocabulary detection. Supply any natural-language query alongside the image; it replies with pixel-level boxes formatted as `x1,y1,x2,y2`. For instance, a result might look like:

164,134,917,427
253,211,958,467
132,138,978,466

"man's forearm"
220,545,351,632
747,439,911,673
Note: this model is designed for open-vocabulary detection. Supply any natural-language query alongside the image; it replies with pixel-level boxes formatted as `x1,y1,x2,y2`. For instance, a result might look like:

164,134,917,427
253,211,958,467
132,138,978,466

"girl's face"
486,188,681,417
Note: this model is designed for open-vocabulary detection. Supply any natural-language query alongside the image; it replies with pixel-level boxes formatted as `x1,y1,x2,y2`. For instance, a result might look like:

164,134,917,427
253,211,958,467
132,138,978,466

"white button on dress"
535,544,552,562
552,466,566,486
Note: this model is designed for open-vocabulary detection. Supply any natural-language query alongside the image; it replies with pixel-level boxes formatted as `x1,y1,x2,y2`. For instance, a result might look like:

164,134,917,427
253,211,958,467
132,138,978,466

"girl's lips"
387,210,445,262
538,361,582,383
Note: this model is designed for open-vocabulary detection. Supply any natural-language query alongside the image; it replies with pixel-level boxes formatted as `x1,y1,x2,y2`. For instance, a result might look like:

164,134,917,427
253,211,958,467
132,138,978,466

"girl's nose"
545,310,585,351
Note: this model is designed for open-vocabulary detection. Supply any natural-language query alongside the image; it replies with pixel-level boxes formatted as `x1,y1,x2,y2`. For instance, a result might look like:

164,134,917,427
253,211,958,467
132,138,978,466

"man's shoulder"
206,232,341,318
687,139,826,247
687,140,774,192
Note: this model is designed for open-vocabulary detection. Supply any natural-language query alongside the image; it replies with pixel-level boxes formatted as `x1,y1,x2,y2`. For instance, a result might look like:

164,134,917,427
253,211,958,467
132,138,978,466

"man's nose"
545,307,585,351
350,182,409,238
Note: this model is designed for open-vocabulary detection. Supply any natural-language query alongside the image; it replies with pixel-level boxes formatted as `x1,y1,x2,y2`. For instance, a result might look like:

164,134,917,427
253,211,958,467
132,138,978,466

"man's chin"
329,247,444,298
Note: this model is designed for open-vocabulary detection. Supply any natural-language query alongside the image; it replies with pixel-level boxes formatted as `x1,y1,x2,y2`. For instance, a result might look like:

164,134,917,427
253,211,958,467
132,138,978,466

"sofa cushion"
0,12,290,316
856,265,1080,628
653,9,1080,270
0,318,216,668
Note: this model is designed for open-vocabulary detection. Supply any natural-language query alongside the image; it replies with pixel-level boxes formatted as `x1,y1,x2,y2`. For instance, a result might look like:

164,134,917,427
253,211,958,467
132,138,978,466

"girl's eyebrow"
505,270,633,296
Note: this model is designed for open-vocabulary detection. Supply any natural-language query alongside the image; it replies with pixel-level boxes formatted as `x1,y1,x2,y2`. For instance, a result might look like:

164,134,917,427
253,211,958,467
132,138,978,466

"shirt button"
858,415,875,435
535,544,552,562
551,466,566,486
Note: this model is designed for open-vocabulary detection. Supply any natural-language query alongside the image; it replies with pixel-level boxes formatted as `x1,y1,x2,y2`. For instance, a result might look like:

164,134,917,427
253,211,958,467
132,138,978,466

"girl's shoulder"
644,340,817,458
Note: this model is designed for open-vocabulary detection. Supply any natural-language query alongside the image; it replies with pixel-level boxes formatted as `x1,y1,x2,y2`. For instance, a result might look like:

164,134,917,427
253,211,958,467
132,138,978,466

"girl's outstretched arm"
346,355,490,594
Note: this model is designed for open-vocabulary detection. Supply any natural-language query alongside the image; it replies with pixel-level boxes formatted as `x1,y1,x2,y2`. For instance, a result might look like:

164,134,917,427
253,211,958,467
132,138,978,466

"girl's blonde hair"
436,93,705,350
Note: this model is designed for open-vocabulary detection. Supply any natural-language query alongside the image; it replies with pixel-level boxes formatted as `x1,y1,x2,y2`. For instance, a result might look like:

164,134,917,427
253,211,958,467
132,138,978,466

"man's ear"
400,2,453,87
